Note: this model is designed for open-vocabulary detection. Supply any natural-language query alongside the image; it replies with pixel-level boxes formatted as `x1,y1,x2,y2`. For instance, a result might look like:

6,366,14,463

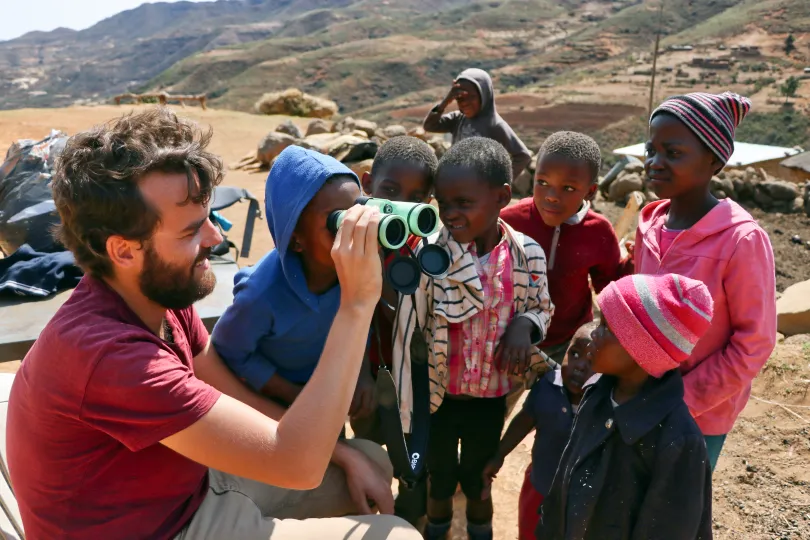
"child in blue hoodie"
212,146,371,411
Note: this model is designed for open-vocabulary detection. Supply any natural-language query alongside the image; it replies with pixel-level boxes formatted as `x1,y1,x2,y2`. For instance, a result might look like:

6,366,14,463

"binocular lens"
414,207,438,237
327,210,408,250
380,215,407,250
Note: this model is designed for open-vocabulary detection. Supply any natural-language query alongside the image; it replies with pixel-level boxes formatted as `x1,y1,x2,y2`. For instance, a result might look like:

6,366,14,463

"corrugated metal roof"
614,142,800,167
781,151,810,173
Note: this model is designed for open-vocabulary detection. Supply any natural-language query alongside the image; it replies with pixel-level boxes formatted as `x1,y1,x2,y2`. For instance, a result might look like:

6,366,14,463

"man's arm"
162,205,383,490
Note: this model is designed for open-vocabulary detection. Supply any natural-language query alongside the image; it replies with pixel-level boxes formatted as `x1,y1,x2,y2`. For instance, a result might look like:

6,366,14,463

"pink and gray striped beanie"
597,274,714,378
651,91,752,164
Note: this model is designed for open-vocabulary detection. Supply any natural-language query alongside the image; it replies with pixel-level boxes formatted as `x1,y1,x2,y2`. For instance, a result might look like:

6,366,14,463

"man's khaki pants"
176,439,421,540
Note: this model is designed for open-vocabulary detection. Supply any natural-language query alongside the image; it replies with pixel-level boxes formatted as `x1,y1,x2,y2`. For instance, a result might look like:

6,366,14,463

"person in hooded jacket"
537,273,714,540
635,92,777,471
212,146,396,516
423,68,532,181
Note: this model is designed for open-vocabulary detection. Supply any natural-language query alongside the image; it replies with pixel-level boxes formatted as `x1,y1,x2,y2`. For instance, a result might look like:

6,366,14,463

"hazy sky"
0,0,209,41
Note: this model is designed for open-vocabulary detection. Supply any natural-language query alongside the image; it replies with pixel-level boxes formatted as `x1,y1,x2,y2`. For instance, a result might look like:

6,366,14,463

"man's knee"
363,515,423,540
347,438,394,482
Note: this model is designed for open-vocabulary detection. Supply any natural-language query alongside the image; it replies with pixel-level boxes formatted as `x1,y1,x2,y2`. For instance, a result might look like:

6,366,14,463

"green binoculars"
327,197,440,249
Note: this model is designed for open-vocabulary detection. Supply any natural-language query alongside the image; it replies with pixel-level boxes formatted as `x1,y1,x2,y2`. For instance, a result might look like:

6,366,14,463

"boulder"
298,132,342,152
760,180,799,201
333,116,356,134
275,119,302,139
407,126,429,140
710,175,735,199
382,125,408,139
347,159,375,178
623,162,645,175
255,88,338,119
305,119,331,137
790,197,805,214
608,172,644,203
353,119,378,138
753,185,774,209
256,132,296,165
743,166,759,184
325,135,378,162
732,178,754,201
428,137,451,159
776,279,810,336
513,169,534,197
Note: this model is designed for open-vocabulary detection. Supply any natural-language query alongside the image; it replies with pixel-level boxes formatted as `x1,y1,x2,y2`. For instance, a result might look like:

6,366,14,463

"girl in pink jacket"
636,91,777,470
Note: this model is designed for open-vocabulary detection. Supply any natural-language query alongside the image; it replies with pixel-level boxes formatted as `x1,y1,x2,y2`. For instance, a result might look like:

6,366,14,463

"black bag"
0,131,67,255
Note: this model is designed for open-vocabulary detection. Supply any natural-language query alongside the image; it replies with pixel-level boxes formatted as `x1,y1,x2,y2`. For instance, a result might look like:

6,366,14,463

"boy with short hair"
537,273,714,540
482,321,599,540
360,136,438,381
424,68,531,180
393,137,554,540
352,136,438,526
501,131,631,366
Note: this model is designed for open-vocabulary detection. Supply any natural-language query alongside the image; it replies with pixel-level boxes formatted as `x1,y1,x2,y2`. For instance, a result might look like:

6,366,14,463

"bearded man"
6,108,419,540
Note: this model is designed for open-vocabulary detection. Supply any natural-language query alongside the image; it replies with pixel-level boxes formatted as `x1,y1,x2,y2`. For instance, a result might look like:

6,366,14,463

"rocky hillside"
2,0,809,152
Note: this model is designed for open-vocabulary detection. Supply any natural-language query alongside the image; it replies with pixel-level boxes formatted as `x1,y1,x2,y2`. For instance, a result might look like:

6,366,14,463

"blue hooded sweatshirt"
211,146,360,390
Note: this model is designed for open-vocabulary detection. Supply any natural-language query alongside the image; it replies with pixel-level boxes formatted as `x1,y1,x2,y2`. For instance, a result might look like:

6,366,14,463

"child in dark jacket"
424,68,531,181
537,273,714,540
501,131,632,367
482,321,599,540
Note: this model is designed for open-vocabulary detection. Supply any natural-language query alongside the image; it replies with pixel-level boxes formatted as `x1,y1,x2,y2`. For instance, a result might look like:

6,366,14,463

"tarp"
0,130,67,255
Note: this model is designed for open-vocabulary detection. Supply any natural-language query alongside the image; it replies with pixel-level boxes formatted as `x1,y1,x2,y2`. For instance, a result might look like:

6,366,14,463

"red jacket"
501,198,631,346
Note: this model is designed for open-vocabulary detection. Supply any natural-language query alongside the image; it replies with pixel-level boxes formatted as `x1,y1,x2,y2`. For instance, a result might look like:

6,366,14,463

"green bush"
735,111,810,148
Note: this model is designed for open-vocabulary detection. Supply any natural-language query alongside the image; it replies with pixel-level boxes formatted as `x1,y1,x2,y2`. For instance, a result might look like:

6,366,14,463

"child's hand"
350,368,377,420
625,240,635,262
482,456,505,497
496,317,535,375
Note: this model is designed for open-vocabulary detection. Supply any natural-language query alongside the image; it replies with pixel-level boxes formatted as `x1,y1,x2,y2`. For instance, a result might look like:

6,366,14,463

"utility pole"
647,1,666,121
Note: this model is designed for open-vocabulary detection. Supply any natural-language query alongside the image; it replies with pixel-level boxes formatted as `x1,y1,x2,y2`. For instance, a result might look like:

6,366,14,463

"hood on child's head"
264,145,359,280
455,68,495,118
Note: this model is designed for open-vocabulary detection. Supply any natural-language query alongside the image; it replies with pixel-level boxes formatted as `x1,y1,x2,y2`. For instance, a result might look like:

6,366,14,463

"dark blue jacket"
211,146,359,390
537,370,712,540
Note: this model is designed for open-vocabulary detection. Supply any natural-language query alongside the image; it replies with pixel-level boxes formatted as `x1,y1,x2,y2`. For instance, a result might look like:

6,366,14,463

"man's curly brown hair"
52,107,224,279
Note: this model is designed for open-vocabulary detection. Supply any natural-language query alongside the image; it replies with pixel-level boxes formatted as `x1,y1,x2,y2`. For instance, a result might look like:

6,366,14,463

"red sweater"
501,198,631,346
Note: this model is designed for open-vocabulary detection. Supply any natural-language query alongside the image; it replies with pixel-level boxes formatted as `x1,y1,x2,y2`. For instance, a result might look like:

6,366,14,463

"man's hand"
350,368,377,420
333,205,383,310
340,446,395,515
496,317,535,375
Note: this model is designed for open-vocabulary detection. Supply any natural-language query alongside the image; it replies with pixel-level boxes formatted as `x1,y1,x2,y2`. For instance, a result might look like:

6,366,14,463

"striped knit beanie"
651,92,752,164
597,274,714,378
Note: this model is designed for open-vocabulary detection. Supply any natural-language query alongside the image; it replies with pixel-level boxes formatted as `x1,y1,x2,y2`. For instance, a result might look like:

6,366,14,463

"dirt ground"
1,105,809,539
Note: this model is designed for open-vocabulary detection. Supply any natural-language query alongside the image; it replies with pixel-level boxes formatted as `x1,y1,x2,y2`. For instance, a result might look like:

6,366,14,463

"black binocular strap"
376,293,430,487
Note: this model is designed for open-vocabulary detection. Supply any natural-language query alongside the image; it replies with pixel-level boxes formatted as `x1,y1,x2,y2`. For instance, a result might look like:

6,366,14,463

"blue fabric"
211,146,359,390
704,434,727,472
524,369,576,496
0,244,82,297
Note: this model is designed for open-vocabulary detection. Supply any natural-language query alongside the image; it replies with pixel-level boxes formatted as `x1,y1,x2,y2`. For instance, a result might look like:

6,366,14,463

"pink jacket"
635,199,776,435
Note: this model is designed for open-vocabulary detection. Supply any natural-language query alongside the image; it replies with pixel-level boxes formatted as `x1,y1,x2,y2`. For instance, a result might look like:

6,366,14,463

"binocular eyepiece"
327,197,440,249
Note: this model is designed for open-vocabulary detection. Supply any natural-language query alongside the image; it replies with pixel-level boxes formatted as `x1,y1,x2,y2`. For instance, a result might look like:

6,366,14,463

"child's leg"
459,396,507,540
517,465,543,540
425,399,462,539
704,434,728,472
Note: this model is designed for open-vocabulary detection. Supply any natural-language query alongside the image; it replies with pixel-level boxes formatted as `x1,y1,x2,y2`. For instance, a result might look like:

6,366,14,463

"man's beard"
139,243,216,310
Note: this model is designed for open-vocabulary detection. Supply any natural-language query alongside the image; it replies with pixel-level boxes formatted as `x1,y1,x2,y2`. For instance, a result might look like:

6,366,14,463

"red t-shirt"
8,277,221,539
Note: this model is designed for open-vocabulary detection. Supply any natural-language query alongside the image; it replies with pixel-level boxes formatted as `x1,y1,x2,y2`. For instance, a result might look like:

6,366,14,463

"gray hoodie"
424,68,532,181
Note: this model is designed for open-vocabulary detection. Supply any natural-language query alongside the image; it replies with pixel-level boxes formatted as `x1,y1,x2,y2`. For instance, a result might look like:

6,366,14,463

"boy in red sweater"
501,131,631,365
